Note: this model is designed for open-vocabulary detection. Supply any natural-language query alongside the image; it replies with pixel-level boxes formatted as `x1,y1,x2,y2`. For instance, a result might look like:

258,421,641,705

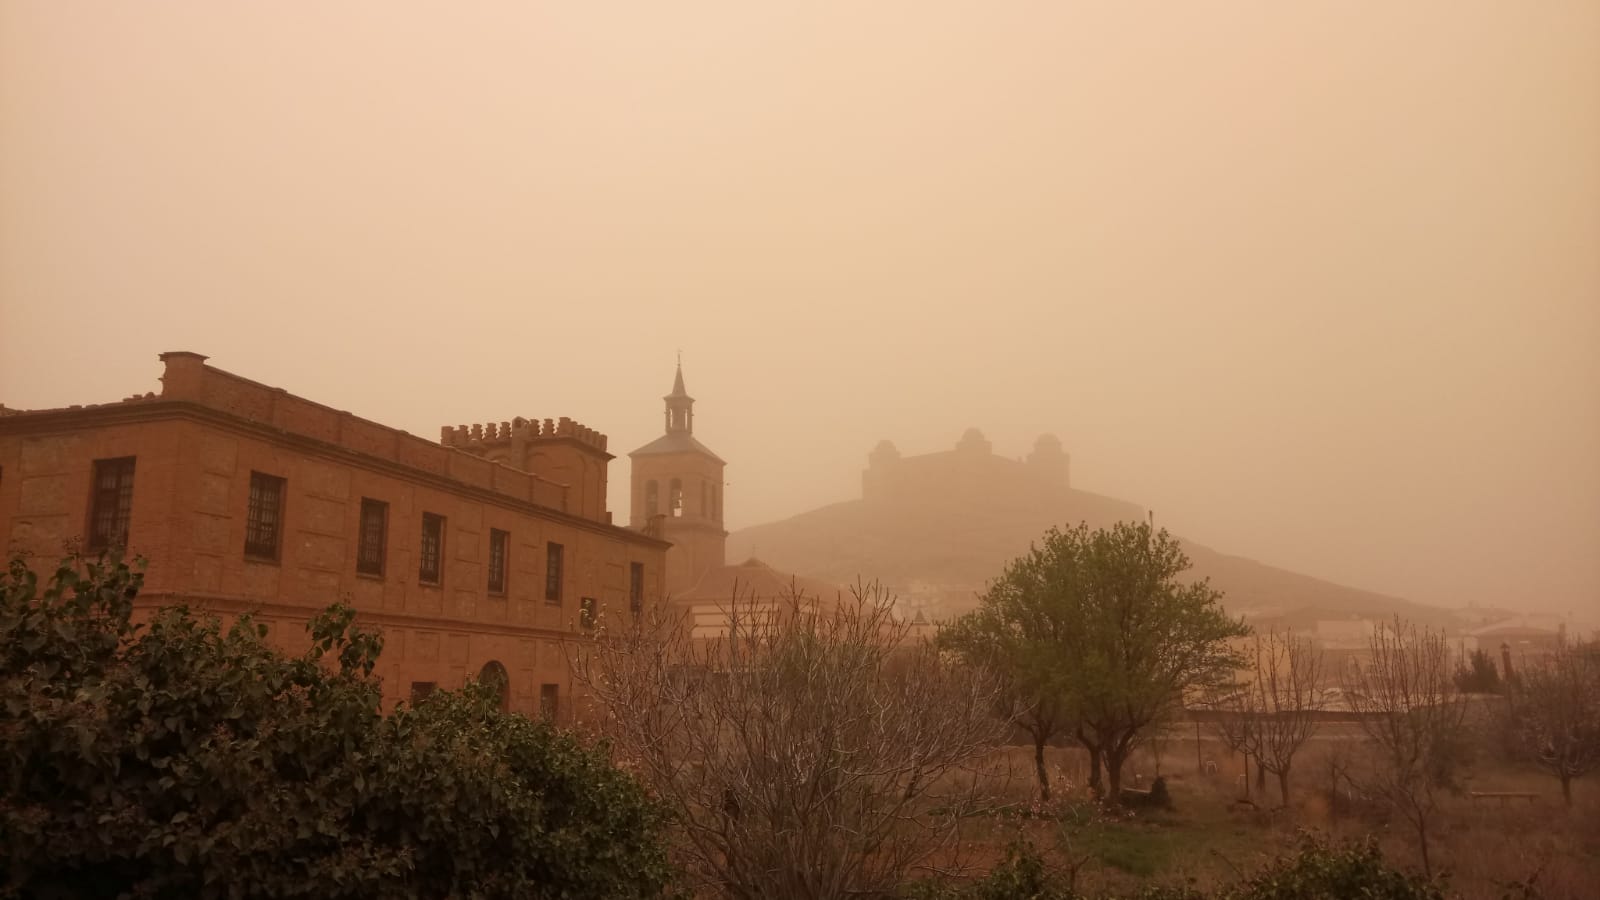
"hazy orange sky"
2,2,1596,617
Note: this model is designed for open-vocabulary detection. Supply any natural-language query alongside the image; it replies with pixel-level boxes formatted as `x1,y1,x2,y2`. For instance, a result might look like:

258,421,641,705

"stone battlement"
439,417,608,453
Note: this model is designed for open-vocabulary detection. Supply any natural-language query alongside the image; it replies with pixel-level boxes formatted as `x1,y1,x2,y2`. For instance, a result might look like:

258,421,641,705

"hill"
728,431,1445,627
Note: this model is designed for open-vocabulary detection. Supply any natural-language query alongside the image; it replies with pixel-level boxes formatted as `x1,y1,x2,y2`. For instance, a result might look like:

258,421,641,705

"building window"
630,562,645,617
539,683,560,721
244,471,286,560
479,660,510,711
645,480,659,517
579,597,597,630
410,681,437,705
356,498,388,576
488,528,509,595
87,457,137,552
545,542,563,604
701,481,709,517
419,513,445,585
669,478,683,516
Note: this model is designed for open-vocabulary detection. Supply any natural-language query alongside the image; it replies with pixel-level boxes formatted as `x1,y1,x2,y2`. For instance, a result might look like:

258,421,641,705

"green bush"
1226,835,1444,900
906,834,1440,900
0,553,673,899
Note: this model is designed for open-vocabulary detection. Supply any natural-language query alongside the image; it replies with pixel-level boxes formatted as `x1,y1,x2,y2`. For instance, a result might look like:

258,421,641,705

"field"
935,736,1600,900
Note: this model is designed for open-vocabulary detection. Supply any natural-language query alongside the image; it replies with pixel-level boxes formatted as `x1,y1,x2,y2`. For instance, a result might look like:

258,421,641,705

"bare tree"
1204,681,1258,802
1343,617,1469,877
1239,630,1325,806
1505,638,1600,806
577,581,1007,900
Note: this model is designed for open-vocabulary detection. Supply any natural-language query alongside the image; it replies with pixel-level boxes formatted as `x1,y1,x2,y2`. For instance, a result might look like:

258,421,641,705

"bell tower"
630,361,727,595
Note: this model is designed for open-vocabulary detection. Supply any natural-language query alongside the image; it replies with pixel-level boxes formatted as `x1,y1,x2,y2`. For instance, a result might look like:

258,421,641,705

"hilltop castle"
864,428,1072,507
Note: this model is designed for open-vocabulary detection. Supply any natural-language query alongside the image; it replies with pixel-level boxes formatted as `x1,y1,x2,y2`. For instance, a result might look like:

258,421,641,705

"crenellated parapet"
439,416,609,453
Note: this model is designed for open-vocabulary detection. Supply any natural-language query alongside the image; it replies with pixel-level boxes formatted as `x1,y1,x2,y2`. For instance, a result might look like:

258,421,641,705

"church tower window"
645,480,659,517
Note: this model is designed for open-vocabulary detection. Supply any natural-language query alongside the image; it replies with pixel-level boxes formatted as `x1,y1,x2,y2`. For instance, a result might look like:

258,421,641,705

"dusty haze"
1,2,1596,618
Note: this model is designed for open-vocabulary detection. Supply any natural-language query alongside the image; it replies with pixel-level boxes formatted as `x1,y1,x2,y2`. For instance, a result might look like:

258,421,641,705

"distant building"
627,363,840,627
0,352,668,720
1467,620,1565,659
863,428,1077,507
627,364,728,593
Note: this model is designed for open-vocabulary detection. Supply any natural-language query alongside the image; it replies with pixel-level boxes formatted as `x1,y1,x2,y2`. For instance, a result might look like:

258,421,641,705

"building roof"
1471,624,1561,640
675,557,842,605
668,363,690,399
628,431,726,463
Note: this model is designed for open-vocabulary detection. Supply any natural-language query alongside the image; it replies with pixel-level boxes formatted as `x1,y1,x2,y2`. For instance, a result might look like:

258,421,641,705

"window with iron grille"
244,472,286,560
87,457,136,552
488,528,509,594
539,683,560,721
579,597,597,630
544,542,563,603
356,498,388,575
419,513,445,584
630,562,644,616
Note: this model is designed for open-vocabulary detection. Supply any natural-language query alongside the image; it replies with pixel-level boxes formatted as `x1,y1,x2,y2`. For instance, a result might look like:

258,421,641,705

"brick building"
0,351,668,721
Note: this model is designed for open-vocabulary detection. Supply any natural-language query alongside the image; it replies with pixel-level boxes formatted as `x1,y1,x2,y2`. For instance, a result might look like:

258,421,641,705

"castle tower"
1026,433,1070,488
630,362,727,595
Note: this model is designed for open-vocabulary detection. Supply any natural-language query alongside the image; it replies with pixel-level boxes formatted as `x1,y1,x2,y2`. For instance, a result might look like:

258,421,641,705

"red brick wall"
0,410,665,721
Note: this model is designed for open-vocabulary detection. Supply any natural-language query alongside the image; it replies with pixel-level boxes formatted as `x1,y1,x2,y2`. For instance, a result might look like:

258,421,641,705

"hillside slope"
728,492,1438,624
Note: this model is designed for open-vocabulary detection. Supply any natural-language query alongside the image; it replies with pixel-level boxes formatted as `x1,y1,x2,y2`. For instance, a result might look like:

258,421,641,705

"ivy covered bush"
0,553,672,899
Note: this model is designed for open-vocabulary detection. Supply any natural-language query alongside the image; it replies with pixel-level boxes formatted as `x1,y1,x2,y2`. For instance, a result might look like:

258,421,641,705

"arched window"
478,660,510,711
669,478,683,517
700,481,709,517
713,484,721,521
645,480,659,517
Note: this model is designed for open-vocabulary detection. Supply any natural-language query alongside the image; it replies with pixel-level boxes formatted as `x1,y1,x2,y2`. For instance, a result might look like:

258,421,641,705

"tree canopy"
942,522,1248,799
0,553,672,899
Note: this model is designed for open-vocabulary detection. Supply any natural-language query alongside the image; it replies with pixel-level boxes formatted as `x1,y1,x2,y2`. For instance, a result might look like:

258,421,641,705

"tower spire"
664,359,694,433
671,357,687,398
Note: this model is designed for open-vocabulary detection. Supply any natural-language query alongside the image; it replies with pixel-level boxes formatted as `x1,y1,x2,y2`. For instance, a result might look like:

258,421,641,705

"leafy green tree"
0,552,672,899
945,522,1247,802
939,599,1074,800
1452,647,1502,694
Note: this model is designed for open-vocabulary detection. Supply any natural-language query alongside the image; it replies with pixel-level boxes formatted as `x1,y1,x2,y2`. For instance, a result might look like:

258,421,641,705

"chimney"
158,351,210,399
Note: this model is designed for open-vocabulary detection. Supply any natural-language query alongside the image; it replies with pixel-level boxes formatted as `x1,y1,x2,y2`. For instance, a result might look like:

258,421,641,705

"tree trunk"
1561,773,1572,807
1086,744,1104,797
1328,760,1340,819
1256,756,1266,791
1277,767,1291,808
1034,733,1051,802
1416,816,1433,878
1105,745,1127,803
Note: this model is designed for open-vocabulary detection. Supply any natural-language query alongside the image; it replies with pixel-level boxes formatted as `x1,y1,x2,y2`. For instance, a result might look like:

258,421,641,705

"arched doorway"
478,659,510,711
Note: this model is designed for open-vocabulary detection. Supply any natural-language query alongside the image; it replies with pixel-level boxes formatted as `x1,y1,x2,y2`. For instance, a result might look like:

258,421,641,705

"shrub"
0,553,672,899
1226,834,1445,900
906,834,1437,900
